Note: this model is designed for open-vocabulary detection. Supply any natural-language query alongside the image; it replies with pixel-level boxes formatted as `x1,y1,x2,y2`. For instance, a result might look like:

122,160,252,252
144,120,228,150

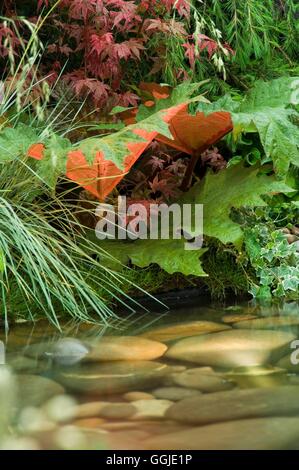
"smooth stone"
152,387,202,401
17,375,65,407
225,365,287,389
74,401,110,419
18,407,57,434
73,418,106,429
144,417,299,450
6,354,49,374
172,368,235,392
166,386,299,425
25,338,90,366
99,403,136,420
85,336,167,362
105,430,150,450
234,316,299,330
166,329,296,368
123,391,154,402
222,314,257,324
43,395,77,423
55,361,169,395
131,399,173,420
140,321,230,342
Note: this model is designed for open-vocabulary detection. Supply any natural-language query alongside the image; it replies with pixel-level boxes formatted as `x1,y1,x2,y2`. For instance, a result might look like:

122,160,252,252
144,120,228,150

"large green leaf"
35,134,71,188
76,81,207,169
197,77,299,177
76,108,173,169
181,163,293,247
0,124,39,162
86,236,207,277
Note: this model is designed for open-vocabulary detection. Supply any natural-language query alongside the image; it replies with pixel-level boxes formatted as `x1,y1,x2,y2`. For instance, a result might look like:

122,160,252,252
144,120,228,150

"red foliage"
0,1,232,110
155,108,233,156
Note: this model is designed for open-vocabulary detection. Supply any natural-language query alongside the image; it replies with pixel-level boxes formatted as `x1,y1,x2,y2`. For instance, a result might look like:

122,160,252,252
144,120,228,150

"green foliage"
202,1,298,82
201,240,251,299
181,163,292,247
198,77,299,177
0,124,39,163
245,226,299,300
90,238,207,277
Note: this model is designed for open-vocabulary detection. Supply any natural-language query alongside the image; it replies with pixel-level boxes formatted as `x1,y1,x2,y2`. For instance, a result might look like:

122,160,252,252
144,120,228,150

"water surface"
1,300,299,450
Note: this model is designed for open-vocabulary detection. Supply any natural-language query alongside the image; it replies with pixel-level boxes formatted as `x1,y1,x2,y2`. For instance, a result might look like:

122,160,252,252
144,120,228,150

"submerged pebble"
84,336,167,362
166,386,299,425
144,417,299,450
140,321,230,342
166,329,296,368
55,361,169,394
171,367,235,392
152,386,202,401
130,399,173,420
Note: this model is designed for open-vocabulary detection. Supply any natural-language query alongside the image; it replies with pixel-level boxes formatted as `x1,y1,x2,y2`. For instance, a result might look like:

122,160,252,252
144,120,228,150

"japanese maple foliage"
1,0,232,110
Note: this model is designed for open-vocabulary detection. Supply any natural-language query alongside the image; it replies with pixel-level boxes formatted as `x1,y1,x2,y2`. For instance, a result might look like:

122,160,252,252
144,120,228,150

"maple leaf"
197,34,218,58
90,33,114,58
68,0,98,21
146,155,165,171
73,78,111,105
149,174,181,200
167,158,187,176
37,0,49,10
182,42,196,69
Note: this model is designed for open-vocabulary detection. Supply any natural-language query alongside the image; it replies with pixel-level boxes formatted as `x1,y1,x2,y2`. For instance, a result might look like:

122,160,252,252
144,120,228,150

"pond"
1,300,299,450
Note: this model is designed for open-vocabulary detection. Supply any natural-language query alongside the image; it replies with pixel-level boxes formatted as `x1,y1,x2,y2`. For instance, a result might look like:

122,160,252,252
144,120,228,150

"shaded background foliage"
1,0,297,111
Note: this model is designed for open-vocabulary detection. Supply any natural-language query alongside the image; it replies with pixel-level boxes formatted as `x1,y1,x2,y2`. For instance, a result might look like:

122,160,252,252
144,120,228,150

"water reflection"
0,300,299,449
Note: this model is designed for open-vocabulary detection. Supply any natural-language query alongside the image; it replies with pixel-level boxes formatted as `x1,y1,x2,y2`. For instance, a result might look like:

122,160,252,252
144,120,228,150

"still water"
1,301,299,450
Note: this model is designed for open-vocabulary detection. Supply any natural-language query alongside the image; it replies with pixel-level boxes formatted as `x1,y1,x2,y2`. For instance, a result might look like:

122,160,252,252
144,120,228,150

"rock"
222,314,257,324
6,354,47,373
131,399,173,420
0,367,17,435
172,368,235,392
233,316,299,330
144,417,299,450
166,386,299,425
99,421,142,431
123,391,154,402
166,329,296,368
55,361,169,395
105,430,150,450
18,407,57,434
286,234,297,244
72,418,106,429
73,401,110,419
25,338,90,366
0,437,41,450
17,374,65,407
152,387,202,401
140,321,230,342
43,395,77,423
85,336,167,362
99,403,136,420
54,425,102,450
225,365,287,389
52,338,90,365
291,226,299,236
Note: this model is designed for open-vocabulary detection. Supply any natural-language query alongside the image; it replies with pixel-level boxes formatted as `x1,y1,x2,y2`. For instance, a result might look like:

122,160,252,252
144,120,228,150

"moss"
200,241,252,300
108,240,252,303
